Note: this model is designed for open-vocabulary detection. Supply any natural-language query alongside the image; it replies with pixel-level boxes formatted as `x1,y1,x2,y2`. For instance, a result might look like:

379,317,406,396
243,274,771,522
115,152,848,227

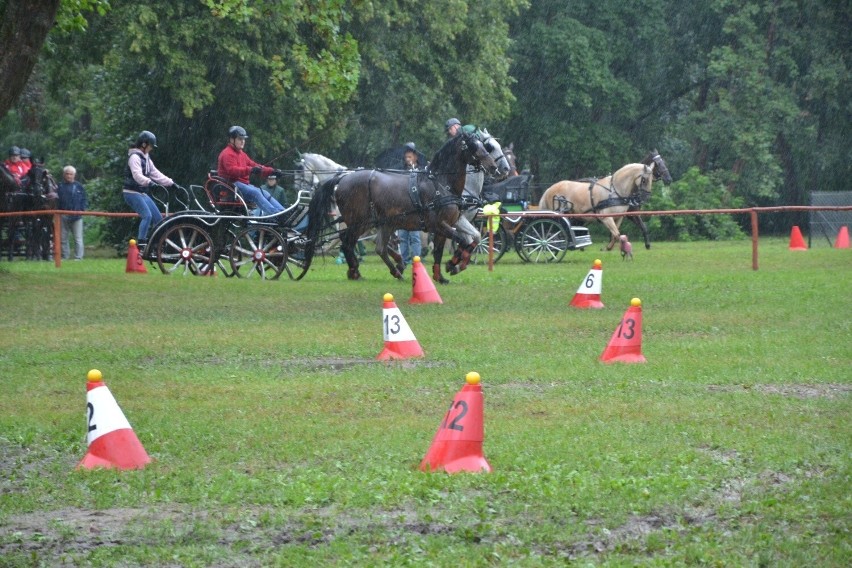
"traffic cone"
569,259,604,308
409,256,443,304
377,293,425,360
788,226,807,251
420,372,492,473
834,226,850,249
77,369,152,470
125,239,148,273
600,298,646,363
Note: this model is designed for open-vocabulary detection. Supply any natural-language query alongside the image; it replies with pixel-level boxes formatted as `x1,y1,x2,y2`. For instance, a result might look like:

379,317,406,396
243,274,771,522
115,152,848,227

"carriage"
462,174,594,264
139,171,338,280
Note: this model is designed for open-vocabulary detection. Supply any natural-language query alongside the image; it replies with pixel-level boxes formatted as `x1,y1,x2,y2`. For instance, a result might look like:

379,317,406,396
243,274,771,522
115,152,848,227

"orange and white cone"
377,293,425,360
834,226,849,249
409,256,443,304
569,259,604,308
788,226,807,251
420,372,492,473
600,298,646,363
125,239,148,273
77,369,152,470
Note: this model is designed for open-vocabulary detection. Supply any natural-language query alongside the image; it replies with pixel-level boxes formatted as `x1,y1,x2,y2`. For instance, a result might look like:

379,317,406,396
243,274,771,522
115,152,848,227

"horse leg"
374,227,404,280
600,217,620,251
431,234,450,284
445,216,479,275
628,214,651,249
340,228,362,280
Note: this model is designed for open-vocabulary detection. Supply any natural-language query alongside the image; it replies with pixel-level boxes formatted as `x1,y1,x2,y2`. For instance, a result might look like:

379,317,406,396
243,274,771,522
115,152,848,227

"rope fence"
1,206,850,271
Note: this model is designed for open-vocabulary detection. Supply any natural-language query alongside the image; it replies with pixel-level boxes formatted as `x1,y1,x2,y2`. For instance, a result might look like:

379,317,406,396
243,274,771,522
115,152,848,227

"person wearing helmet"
217,126,285,216
3,146,26,186
18,148,33,178
122,130,176,246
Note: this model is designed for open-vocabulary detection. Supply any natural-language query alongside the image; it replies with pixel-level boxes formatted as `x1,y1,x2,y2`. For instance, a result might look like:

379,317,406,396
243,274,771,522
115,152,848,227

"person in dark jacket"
57,165,89,260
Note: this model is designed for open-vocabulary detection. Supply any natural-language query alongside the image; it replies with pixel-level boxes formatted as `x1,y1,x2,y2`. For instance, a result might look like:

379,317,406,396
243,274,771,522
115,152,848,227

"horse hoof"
645,244,651,250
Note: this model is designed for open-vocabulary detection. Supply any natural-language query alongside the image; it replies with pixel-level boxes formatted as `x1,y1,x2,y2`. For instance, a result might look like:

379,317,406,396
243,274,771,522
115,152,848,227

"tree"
0,0,61,119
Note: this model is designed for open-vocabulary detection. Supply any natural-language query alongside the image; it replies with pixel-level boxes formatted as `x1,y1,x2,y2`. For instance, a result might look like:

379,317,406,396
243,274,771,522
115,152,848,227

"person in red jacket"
3,146,27,185
217,126,285,215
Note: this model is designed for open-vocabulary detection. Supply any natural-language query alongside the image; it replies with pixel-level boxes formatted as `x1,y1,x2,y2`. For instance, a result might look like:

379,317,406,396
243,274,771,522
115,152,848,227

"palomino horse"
538,162,655,251
304,131,499,281
626,149,672,249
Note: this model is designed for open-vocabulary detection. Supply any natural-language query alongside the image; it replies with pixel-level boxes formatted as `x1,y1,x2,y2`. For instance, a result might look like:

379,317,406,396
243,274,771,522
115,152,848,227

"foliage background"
0,0,849,243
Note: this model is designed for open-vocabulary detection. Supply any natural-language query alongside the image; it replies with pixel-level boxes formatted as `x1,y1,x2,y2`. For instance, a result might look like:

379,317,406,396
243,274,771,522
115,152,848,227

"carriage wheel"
470,216,508,264
155,223,216,275
229,226,287,280
515,218,569,263
282,233,311,281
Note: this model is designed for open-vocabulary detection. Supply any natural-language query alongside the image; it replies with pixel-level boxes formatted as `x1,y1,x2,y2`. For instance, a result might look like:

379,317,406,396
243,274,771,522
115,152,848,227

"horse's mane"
427,131,475,177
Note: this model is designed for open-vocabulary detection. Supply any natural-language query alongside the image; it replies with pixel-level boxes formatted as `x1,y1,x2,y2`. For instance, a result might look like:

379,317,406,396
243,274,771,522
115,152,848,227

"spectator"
3,146,26,185
57,165,88,260
123,130,176,246
217,126,285,216
397,142,422,269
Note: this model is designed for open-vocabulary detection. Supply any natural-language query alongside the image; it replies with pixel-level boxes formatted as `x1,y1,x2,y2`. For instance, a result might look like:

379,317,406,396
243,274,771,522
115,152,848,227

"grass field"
0,239,849,566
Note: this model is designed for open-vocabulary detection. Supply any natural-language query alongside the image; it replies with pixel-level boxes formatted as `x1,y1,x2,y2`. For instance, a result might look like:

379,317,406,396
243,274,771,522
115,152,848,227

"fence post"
750,209,759,271
53,214,62,268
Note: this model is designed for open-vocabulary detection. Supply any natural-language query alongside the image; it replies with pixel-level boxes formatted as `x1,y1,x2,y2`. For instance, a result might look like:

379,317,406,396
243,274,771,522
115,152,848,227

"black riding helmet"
8,146,21,157
20,148,32,159
228,125,248,139
136,130,157,148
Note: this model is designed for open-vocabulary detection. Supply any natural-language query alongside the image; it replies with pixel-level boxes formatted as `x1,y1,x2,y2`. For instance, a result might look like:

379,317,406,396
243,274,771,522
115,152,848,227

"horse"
0,162,57,260
296,152,349,193
303,130,499,281
626,149,672,249
538,161,656,251
21,162,58,260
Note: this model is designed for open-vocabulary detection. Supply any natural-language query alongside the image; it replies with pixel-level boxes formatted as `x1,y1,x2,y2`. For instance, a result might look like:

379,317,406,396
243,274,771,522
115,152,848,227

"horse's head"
461,131,499,177
26,163,59,205
503,142,519,177
475,128,511,179
643,149,672,186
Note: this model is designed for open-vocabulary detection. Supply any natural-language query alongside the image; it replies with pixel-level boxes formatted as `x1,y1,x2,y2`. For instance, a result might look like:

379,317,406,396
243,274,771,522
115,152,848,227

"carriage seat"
203,171,254,214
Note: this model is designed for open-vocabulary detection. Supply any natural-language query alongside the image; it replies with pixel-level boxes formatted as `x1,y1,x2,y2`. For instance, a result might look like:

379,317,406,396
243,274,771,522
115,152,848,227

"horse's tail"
304,174,340,261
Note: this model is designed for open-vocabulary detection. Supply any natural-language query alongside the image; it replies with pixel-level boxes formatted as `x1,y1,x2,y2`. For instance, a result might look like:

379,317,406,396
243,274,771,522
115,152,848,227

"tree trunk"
0,0,60,119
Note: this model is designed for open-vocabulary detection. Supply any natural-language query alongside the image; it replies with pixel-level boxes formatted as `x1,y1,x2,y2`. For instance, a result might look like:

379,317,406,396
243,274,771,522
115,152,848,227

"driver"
217,126,286,216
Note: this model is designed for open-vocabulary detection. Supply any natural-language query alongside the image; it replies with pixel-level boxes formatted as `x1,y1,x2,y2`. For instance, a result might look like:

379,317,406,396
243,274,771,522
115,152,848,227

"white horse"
297,152,349,192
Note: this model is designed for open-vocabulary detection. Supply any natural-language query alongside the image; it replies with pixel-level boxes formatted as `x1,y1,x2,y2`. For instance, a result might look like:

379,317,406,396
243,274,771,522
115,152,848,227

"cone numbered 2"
77,369,151,470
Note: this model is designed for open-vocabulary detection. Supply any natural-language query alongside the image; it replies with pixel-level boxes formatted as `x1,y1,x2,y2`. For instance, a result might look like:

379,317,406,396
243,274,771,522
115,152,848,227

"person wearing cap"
3,146,27,185
217,126,285,216
122,130,176,246
57,165,88,260
396,142,423,269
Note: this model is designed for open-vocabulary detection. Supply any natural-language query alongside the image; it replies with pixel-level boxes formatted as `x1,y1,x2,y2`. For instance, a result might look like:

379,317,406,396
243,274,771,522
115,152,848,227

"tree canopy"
1,0,848,242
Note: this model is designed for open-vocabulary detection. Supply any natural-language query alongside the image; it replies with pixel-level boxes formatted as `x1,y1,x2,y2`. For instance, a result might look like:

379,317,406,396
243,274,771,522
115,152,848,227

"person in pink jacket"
217,126,285,215
122,131,176,246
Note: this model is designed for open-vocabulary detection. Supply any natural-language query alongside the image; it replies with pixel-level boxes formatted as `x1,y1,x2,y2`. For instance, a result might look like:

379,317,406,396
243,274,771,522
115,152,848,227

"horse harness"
582,174,650,212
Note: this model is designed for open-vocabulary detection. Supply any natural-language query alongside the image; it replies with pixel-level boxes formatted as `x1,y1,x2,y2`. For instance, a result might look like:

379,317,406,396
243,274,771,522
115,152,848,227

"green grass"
0,239,849,566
